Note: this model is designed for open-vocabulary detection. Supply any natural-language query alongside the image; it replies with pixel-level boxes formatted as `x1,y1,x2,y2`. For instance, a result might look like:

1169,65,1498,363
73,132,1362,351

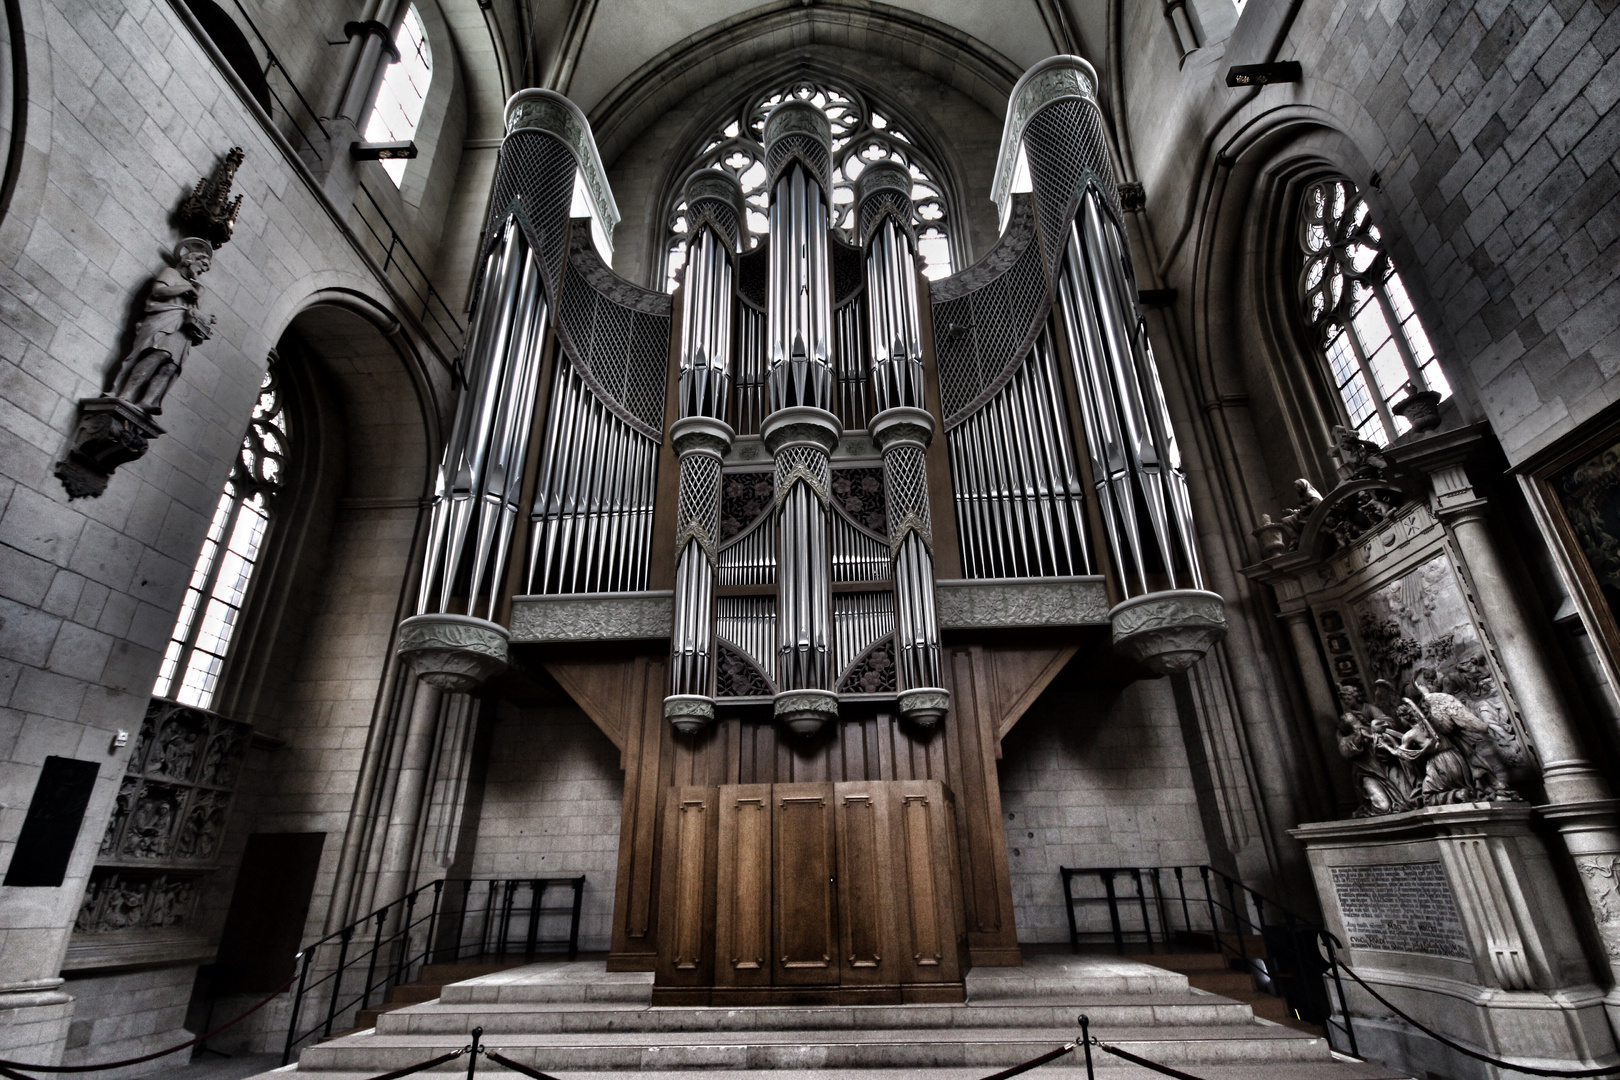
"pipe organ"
395,58,1227,1001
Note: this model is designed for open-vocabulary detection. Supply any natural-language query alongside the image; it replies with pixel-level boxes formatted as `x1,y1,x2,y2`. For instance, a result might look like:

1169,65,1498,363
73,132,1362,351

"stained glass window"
1299,178,1449,445
363,6,432,185
153,360,289,708
663,79,955,291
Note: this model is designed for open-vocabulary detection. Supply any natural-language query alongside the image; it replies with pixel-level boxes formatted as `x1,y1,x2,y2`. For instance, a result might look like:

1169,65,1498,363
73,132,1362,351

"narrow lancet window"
153,362,288,708
364,5,432,185
1299,178,1449,445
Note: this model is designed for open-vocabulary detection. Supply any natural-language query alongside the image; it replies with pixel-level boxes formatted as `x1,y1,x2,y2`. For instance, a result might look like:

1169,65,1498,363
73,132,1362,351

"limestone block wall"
58,967,192,1080
998,679,1213,945
0,0,453,1059
467,703,624,952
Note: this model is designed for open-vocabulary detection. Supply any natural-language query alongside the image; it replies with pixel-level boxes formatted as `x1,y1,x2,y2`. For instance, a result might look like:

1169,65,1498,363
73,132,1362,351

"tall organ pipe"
995,55,1226,674
399,89,610,693
856,162,949,728
760,100,841,737
665,170,746,735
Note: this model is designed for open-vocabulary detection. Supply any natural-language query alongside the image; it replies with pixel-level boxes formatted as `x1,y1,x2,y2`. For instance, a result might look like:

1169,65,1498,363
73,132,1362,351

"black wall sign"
4,757,101,887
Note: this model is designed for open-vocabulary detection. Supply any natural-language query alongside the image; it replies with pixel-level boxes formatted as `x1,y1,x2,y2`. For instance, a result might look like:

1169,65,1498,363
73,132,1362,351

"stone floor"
249,953,1411,1079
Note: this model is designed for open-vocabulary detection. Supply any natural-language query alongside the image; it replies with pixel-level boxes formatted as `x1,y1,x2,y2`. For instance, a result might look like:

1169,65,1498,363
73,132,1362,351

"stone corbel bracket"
1109,589,1228,674
396,613,510,693
55,398,165,499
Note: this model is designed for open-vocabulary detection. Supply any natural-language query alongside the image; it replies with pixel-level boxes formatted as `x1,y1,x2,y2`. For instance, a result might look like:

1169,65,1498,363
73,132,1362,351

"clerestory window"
1299,178,1449,446
153,361,289,708
662,79,956,291
363,5,432,185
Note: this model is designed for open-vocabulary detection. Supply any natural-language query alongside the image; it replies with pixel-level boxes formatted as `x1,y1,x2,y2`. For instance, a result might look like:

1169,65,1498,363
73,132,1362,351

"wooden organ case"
402,67,1229,1009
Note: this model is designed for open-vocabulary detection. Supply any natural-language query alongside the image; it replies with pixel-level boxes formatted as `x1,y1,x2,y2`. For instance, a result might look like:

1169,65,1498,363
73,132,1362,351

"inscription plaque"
1330,861,1469,959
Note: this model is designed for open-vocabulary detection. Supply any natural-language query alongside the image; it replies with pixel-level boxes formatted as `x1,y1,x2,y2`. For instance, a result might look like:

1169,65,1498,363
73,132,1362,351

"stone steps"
256,956,1407,1079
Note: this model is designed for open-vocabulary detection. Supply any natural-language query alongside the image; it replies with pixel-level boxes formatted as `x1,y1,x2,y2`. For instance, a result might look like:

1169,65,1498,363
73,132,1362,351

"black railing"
281,875,586,1065
352,182,467,358
1061,865,1357,1057
223,0,330,159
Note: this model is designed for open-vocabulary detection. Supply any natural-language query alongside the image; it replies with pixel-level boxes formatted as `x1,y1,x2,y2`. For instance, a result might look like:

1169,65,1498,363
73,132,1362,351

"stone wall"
467,703,624,952
58,966,192,1080
998,679,1212,945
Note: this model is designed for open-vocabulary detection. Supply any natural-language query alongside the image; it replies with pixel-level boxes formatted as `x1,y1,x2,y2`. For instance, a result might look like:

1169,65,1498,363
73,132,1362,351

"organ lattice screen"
663,79,955,290
1299,178,1449,445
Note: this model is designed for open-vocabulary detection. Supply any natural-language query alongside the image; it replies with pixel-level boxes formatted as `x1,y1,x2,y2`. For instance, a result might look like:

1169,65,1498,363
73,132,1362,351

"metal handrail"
352,182,468,357
223,0,331,156
280,875,586,1066
1060,865,1356,1057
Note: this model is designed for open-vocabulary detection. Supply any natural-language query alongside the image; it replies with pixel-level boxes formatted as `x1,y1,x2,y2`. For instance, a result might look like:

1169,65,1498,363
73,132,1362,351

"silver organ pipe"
759,100,841,737
857,162,949,728
401,91,597,694
996,55,1225,673
665,171,746,734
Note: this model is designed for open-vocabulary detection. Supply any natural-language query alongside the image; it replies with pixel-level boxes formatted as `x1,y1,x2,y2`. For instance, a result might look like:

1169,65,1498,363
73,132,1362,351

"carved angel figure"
1391,697,1483,805
1330,424,1389,481
110,239,216,415
1412,675,1518,800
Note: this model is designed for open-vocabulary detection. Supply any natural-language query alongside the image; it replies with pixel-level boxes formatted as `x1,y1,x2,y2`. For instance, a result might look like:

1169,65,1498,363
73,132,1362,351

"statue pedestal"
1294,803,1619,1079
55,397,164,499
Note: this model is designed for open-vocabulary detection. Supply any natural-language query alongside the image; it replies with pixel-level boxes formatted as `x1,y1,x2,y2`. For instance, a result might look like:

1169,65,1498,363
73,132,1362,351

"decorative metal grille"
484,130,578,288
662,78,955,289
555,234,672,436
931,202,1050,421
1023,98,1119,272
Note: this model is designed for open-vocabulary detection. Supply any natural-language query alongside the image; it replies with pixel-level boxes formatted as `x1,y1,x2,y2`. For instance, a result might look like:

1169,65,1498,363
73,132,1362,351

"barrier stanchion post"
467,1027,482,1078
1078,1015,1094,1080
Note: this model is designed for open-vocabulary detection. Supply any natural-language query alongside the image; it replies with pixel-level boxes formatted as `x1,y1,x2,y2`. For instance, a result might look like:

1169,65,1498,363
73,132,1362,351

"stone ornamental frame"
1522,412,1620,711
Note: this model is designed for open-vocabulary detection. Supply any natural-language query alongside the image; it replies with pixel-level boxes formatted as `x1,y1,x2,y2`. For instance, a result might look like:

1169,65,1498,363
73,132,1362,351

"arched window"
662,79,956,291
1299,178,1449,445
153,361,289,708
363,5,432,185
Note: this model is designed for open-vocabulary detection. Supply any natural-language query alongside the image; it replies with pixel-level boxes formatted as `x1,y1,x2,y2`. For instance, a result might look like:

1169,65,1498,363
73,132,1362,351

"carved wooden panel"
890,780,967,984
715,784,771,987
773,784,838,984
834,782,894,984
654,785,716,987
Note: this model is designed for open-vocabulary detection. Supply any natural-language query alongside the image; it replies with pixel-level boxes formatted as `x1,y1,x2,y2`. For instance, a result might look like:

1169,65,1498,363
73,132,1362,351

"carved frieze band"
934,577,1110,629
509,592,675,642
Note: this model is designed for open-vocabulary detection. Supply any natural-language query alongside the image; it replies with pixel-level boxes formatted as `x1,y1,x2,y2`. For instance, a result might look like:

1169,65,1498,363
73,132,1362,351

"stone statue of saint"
110,238,216,415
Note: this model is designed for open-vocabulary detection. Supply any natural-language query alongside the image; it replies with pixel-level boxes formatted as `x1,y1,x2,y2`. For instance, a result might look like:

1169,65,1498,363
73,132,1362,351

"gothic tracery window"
1299,178,1449,445
662,80,956,291
363,5,433,185
153,361,289,709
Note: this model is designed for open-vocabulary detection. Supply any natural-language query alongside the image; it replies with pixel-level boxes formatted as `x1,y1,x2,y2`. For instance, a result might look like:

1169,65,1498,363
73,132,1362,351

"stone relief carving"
1335,554,1527,816
1109,590,1229,674
1575,855,1620,960
934,578,1111,629
76,871,200,934
507,595,673,644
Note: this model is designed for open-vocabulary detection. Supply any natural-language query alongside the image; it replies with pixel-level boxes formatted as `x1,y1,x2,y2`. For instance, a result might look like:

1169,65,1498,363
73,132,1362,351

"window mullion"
1340,321,1399,442
173,493,247,692
1372,280,1428,394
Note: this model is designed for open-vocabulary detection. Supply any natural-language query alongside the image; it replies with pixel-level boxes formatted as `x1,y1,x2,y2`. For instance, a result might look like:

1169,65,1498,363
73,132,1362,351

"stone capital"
396,613,510,692
1109,589,1228,674
671,415,735,457
761,406,841,455
870,406,935,451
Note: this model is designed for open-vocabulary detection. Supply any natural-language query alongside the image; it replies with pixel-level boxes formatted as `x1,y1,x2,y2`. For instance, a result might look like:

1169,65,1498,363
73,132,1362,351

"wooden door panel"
773,783,838,984
889,780,967,985
654,786,716,987
833,781,895,984
715,784,772,987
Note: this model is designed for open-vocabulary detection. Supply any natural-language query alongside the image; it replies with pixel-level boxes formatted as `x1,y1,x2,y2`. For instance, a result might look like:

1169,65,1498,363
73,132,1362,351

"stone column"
1419,440,1620,993
1278,607,1356,809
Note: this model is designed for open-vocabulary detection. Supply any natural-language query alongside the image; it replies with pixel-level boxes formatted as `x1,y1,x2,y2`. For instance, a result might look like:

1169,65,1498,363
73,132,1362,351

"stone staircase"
1126,934,1322,1032
255,954,1408,1079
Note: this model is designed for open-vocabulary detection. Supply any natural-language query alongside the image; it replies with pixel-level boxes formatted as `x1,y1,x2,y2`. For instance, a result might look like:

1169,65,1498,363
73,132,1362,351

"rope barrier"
0,974,295,1074
1334,959,1620,1078
1078,1014,1217,1080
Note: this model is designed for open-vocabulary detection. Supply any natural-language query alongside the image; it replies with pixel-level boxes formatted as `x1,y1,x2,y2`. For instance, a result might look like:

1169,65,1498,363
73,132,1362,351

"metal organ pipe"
759,100,841,738
857,162,949,729
664,170,746,735
995,55,1227,674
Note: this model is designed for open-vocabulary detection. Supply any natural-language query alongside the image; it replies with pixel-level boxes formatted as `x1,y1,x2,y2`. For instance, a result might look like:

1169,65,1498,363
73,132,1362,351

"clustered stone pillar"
856,162,948,728
1419,447,1620,999
997,55,1225,673
760,100,841,737
665,170,747,734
